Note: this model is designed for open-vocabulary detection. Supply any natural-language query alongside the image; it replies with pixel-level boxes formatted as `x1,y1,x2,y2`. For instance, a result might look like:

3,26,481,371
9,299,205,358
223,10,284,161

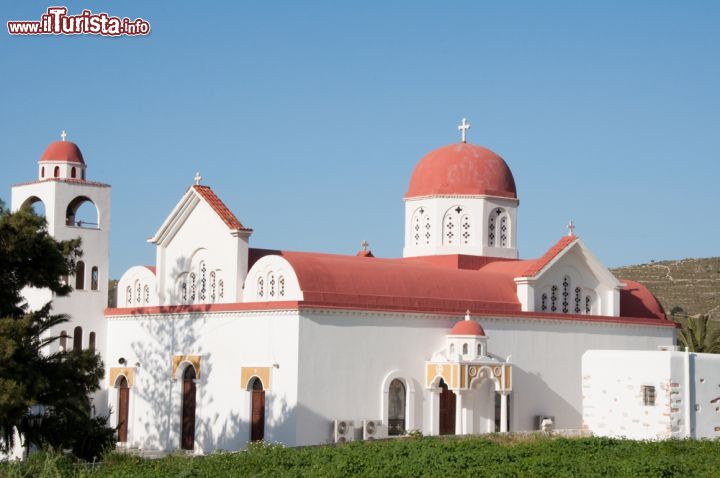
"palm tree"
677,315,720,353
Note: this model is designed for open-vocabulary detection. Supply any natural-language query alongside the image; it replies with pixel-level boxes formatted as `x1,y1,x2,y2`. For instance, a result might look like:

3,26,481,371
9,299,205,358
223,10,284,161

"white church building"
11,123,686,453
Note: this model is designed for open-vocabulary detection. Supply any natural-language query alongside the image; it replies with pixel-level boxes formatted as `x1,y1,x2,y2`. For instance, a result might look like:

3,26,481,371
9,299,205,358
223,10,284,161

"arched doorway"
439,378,456,435
249,377,265,442
181,366,196,450
117,376,129,443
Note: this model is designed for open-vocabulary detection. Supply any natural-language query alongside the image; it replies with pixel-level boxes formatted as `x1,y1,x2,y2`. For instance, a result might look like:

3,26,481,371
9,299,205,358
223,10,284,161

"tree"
0,200,115,460
676,314,720,353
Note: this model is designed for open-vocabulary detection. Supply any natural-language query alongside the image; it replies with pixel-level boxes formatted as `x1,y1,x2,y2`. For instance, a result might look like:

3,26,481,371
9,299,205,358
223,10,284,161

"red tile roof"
520,235,577,277
143,265,156,275
192,185,251,232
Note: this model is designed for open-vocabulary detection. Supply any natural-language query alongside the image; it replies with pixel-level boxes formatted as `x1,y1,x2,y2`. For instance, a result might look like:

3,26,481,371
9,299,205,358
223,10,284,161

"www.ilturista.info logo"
7,7,150,36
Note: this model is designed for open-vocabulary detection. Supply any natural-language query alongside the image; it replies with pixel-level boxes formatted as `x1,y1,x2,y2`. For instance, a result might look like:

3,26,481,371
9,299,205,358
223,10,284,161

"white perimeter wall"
295,311,675,445
105,310,300,453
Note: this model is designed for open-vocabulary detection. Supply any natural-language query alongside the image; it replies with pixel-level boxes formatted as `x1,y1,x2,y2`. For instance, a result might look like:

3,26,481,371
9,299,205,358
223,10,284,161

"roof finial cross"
458,118,471,143
465,309,471,321
361,239,369,251
567,220,575,237
194,172,202,186
60,130,67,142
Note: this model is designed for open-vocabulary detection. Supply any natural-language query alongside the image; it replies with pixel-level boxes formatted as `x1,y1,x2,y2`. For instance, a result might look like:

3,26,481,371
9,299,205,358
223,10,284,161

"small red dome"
40,141,85,164
406,143,516,199
450,320,485,336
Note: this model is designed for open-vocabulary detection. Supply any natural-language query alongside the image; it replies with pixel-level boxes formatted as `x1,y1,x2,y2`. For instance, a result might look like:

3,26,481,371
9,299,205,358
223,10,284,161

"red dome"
40,141,85,164
406,143,516,199
450,319,485,336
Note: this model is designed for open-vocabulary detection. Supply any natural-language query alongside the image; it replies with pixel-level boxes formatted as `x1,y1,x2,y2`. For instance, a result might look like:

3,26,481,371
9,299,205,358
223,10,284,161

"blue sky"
1,1,718,278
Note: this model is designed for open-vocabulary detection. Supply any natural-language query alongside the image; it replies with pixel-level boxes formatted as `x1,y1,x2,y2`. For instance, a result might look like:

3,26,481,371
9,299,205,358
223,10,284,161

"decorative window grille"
574,287,582,313
561,276,570,313
388,379,406,436
444,214,455,244
443,206,465,245
257,277,264,299
551,285,558,312
413,209,424,246
541,293,548,312
199,263,207,302
500,216,508,247
218,279,224,299
461,215,471,244
136,282,142,304
126,286,132,305
642,385,656,406
488,216,496,246
424,216,432,244
269,274,276,298
279,276,285,297
144,285,150,304
189,273,196,302
210,271,216,303
585,295,591,314
181,282,187,302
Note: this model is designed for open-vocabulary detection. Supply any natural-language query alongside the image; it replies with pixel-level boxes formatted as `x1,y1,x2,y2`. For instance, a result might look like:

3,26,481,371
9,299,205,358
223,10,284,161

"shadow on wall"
510,367,579,431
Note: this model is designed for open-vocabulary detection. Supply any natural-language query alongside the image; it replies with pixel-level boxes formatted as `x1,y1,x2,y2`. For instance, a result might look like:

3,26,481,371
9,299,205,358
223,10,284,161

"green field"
3,435,720,478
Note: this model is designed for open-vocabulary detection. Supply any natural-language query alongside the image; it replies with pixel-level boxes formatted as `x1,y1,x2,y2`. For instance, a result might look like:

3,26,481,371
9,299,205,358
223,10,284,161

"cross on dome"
361,240,369,251
567,220,576,237
60,130,67,142
194,172,202,185
458,118,471,143
465,309,471,321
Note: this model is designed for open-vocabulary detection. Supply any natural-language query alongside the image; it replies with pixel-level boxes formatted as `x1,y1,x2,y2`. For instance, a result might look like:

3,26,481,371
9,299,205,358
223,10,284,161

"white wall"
105,310,300,453
295,310,675,445
117,266,158,307
583,350,720,440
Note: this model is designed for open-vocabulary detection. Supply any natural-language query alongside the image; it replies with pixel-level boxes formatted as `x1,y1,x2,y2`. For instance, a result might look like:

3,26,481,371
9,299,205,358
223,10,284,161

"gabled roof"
149,184,251,246
521,235,576,277
192,185,251,231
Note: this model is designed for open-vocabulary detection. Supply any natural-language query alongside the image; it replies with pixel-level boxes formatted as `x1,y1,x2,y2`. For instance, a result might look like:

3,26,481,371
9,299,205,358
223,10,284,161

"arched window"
442,206,464,245
181,281,188,303
279,276,286,297
126,285,132,305
71,167,77,178
75,261,85,290
551,285,558,312
424,215,432,245
199,262,207,302
574,287,582,314
462,343,468,355
585,294,594,314
73,326,82,350
189,273,196,302
541,293,548,312
411,208,425,246
561,276,570,314
449,343,455,354
21,196,46,217
88,332,96,351
65,196,98,228
218,279,224,300
477,343,483,356
91,266,99,290
54,166,60,178
143,285,150,304
210,271,216,303
81,169,85,180
41,167,45,178
269,273,276,298
257,277,264,299
135,281,141,304
388,379,406,436
461,215,472,244
60,330,68,351
500,216,509,247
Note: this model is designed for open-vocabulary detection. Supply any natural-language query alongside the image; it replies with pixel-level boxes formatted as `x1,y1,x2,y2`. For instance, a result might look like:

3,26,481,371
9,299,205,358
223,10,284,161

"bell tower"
11,132,111,364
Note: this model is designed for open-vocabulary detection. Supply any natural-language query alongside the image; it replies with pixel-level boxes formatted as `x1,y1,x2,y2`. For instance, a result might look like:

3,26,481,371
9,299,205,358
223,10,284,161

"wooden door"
439,379,456,435
117,377,129,442
181,366,196,450
250,378,265,442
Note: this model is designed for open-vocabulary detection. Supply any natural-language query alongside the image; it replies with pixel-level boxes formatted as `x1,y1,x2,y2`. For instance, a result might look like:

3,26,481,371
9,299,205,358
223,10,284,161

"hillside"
611,257,720,319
